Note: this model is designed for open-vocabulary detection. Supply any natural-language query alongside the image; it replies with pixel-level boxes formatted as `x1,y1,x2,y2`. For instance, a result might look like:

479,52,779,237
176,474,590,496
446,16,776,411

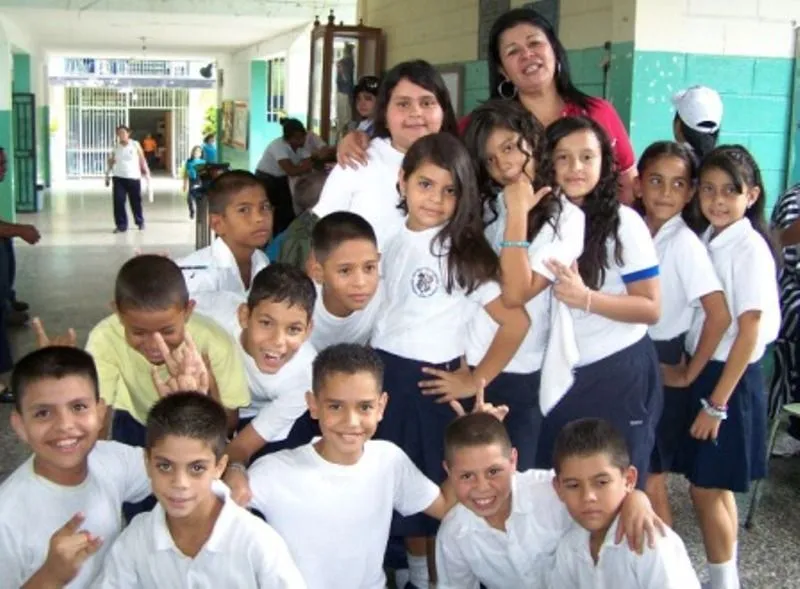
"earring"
556,61,562,75
497,78,518,99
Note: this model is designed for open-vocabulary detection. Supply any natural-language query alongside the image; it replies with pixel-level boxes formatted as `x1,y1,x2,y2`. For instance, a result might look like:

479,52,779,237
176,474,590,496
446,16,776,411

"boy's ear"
624,465,638,491
442,460,451,477
551,474,563,499
215,454,229,479
309,258,324,284
376,391,389,422
509,447,518,472
237,303,250,330
209,213,225,236
96,399,108,424
184,299,196,319
110,301,118,314
305,390,319,419
10,410,28,444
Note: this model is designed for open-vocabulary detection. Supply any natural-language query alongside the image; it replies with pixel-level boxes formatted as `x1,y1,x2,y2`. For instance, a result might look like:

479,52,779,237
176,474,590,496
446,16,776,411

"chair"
744,403,800,529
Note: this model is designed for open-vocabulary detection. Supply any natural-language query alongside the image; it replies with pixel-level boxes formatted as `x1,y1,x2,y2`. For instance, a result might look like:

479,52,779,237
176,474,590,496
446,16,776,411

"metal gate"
65,87,190,178
12,93,37,212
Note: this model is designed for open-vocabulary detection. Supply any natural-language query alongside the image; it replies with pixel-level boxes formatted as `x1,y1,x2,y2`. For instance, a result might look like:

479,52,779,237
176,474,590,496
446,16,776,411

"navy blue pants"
112,176,144,231
650,336,692,474
111,410,157,522
0,239,13,373
535,337,663,490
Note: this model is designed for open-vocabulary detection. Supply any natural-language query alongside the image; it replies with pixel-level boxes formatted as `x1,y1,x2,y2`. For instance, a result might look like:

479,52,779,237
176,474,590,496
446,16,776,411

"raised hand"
32,317,77,349
41,513,103,585
449,378,509,422
151,332,210,396
503,175,552,215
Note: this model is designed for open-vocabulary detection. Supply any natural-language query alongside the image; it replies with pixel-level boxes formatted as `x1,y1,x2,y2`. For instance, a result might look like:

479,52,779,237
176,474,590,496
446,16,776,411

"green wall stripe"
0,110,15,221
12,53,31,94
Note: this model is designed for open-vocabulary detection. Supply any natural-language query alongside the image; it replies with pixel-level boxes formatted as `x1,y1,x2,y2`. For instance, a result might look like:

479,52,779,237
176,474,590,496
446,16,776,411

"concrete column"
0,25,14,221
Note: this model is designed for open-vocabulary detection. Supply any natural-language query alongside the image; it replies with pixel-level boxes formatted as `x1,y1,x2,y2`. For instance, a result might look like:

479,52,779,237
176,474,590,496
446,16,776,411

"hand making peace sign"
448,378,509,422
150,332,210,397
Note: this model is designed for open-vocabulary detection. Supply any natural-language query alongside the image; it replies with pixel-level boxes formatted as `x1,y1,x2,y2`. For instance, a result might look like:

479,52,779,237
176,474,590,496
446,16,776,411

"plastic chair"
744,403,800,528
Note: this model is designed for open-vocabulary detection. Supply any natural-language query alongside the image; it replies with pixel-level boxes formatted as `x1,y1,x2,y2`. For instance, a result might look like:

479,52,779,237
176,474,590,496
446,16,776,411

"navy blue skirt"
682,359,767,493
650,336,693,474
535,336,663,489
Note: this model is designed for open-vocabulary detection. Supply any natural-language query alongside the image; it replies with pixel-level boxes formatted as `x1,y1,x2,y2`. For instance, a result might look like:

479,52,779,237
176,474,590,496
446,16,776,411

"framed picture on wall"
437,65,464,117
221,100,235,146
232,101,249,150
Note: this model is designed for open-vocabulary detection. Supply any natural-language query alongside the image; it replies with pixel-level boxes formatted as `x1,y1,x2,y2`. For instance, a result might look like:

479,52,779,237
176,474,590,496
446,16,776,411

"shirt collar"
210,237,237,268
702,217,752,249
653,214,685,246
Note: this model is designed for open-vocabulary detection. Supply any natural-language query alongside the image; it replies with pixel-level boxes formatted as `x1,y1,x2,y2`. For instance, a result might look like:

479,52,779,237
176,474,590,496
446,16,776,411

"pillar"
248,60,268,172
0,27,14,222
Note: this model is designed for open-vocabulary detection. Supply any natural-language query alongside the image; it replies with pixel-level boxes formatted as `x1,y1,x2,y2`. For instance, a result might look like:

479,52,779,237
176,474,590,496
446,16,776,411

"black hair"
292,171,327,214
246,263,316,320
203,133,216,143
311,343,384,395
280,118,307,141
463,98,562,241
444,412,512,465
351,75,381,121
488,7,592,111
373,60,459,140
206,170,267,215
115,254,189,312
311,211,378,262
116,124,131,133
698,145,773,250
553,418,631,475
674,114,720,161
400,133,499,294
11,346,100,413
542,116,621,290
635,140,702,231
145,392,228,460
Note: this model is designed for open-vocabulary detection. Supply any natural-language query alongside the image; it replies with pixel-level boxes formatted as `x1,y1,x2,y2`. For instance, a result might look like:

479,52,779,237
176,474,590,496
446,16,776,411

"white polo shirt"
551,516,700,589
257,135,325,177
176,237,269,299
0,442,150,589
648,215,722,342
371,223,501,363
313,137,405,251
310,281,384,351
435,469,573,589
94,484,306,588
467,195,585,372
686,218,780,363
572,206,660,366
248,440,440,589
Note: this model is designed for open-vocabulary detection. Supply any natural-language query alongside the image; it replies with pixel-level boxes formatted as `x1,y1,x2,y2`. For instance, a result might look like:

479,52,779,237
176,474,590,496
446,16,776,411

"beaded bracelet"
700,398,728,420
226,462,249,475
500,240,530,248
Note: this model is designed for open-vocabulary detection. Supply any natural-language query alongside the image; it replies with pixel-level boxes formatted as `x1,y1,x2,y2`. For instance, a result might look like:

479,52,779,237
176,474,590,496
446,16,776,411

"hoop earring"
556,61,562,75
497,79,518,99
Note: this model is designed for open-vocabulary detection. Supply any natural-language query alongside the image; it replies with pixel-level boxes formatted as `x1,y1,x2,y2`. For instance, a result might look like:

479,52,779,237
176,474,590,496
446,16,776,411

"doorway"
129,108,169,175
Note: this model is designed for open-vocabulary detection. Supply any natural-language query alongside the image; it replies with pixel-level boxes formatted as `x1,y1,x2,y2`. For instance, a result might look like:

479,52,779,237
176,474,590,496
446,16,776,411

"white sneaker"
771,431,800,457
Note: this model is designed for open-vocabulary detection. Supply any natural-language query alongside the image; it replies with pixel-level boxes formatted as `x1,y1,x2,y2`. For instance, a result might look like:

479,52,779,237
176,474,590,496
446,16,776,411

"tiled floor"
1,180,798,588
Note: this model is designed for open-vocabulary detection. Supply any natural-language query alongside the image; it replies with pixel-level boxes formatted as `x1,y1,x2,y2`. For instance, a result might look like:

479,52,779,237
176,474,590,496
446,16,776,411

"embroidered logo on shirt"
411,267,439,297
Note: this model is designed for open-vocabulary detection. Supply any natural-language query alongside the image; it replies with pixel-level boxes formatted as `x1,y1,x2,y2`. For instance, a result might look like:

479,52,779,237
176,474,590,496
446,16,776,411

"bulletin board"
221,100,234,146
232,101,249,150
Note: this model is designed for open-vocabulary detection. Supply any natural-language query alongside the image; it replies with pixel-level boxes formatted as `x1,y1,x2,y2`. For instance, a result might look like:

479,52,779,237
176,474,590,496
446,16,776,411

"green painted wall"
37,106,49,186
249,61,267,172
0,110,15,221
12,53,30,93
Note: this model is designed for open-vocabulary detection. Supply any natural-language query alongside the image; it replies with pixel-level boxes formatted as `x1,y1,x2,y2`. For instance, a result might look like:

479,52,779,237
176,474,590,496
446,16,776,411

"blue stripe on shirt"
622,265,659,284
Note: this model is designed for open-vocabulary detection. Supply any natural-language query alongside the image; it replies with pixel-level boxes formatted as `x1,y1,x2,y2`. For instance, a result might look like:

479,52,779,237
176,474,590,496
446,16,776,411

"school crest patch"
411,267,439,298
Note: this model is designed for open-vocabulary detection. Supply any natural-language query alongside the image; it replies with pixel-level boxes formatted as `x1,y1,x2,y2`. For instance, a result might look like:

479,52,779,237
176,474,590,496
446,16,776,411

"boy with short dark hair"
307,211,383,350
246,343,450,589
0,346,151,588
177,170,272,298
94,392,306,588
551,418,699,589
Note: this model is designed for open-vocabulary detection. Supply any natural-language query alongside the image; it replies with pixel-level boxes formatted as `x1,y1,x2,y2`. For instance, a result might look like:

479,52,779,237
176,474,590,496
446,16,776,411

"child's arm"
223,425,267,506
633,532,701,589
434,531,482,589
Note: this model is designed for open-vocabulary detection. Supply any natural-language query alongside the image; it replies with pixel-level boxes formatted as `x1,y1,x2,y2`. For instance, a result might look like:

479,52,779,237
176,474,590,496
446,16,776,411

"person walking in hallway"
105,125,150,233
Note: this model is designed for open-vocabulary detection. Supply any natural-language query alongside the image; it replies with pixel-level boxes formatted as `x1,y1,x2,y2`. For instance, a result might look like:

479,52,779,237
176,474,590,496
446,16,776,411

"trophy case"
307,10,384,143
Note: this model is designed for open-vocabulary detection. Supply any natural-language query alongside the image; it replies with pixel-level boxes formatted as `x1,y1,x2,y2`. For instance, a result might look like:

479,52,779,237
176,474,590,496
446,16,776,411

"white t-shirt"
177,238,270,299
436,469,573,589
572,206,660,366
467,195,585,372
248,440,440,589
551,516,700,589
686,218,780,363
313,137,405,251
257,134,326,177
94,484,306,589
648,215,722,342
371,223,501,363
111,140,142,179
0,442,150,589
310,282,384,351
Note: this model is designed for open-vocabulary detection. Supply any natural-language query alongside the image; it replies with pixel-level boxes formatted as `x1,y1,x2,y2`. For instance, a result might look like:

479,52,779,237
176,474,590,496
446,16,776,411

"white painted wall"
636,0,799,57
282,26,312,118
48,85,66,182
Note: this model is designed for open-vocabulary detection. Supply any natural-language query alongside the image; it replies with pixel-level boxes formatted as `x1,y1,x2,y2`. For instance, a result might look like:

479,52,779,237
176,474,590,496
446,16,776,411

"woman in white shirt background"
105,125,150,233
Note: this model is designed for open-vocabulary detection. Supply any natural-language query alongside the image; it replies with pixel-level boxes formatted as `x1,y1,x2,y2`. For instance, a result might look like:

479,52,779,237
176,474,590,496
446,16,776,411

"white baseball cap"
672,86,723,134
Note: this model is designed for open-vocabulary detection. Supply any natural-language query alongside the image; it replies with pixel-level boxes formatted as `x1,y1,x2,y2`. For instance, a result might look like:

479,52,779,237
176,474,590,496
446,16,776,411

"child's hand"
32,317,77,349
615,490,666,553
223,467,253,507
448,378,509,422
42,513,103,585
17,224,41,245
151,333,210,396
661,357,691,388
503,176,551,214
546,259,590,310
690,409,722,442
419,357,478,404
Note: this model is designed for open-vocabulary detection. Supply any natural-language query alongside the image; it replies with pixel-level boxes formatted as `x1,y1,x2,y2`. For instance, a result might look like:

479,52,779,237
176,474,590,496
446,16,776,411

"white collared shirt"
249,440,440,589
0,442,150,589
551,516,700,589
94,484,306,588
176,238,269,299
648,215,722,342
686,218,780,362
310,282,384,351
435,469,573,589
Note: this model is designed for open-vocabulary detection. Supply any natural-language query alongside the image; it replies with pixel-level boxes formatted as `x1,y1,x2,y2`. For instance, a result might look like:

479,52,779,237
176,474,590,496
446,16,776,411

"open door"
12,93,37,213
787,27,800,189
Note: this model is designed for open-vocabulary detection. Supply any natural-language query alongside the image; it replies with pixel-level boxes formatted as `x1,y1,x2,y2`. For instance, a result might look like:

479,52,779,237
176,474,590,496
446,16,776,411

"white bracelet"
227,462,248,475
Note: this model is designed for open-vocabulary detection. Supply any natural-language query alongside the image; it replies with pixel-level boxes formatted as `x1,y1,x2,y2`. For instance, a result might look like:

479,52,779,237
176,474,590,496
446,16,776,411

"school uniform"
551,516,700,589
0,442,150,589
94,483,306,588
176,237,269,299
248,439,440,589
309,281,384,351
535,206,663,486
468,194,584,469
110,140,145,231
683,218,780,492
647,215,722,474
435,469,572,589
313,137,405,251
